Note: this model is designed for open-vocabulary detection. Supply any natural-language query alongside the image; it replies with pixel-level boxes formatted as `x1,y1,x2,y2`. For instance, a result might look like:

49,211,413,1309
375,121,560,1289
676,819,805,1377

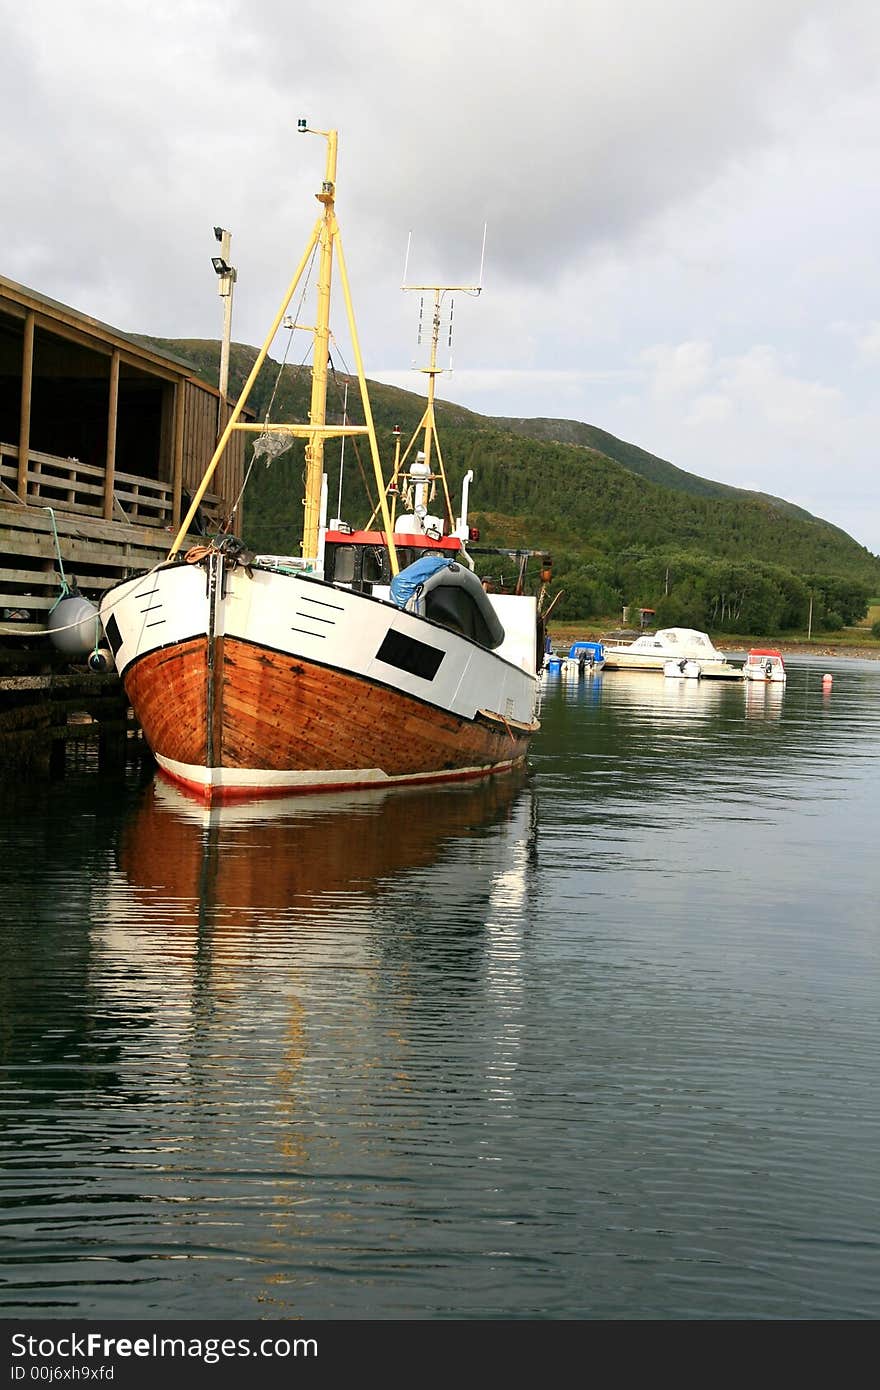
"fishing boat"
743,648,786,682
99,125,543,803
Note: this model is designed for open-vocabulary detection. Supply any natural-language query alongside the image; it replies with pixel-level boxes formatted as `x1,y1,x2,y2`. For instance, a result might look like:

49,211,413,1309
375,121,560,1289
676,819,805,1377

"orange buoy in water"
822,673,833,685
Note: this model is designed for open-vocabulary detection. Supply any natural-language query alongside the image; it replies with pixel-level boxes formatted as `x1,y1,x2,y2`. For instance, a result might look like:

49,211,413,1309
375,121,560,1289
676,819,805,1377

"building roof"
0,272,201,378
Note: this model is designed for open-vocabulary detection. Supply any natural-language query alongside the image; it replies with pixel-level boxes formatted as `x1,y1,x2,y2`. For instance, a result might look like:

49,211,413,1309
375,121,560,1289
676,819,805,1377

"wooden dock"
0,645,140,777
0,270,252,778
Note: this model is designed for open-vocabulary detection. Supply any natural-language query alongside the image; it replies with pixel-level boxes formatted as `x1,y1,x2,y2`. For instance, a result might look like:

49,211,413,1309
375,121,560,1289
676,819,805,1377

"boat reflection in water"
598,668,735,723
598,668,785,725
116,769,532,921
744,679,785,719
92,762,536,1061
94,767,537,1011
80,769,537,1311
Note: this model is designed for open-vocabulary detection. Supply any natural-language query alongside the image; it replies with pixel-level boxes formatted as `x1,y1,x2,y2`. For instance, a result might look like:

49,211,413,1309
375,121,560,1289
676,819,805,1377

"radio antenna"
401,230,413,287
477,222,487,291
366,227,488,535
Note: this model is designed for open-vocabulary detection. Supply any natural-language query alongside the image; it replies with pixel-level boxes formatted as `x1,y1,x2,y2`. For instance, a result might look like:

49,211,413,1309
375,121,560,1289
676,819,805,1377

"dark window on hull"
376,628,445,681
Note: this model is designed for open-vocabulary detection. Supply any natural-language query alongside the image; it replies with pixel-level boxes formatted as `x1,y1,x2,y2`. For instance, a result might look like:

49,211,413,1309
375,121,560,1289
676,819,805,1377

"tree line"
546,548,872,633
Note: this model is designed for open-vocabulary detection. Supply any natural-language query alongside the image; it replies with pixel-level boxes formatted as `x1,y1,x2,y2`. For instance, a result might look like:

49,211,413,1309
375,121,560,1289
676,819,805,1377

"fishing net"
251,428,292,465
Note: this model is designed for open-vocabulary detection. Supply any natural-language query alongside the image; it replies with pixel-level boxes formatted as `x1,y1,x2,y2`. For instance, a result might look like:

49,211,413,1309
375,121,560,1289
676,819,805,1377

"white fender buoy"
822,673,833,686
47,594,100,658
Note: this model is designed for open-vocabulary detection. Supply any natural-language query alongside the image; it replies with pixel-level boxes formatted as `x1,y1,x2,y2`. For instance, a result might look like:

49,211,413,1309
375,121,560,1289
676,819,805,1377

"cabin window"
325,542,390,591
329,545,356,583
362,548,387,583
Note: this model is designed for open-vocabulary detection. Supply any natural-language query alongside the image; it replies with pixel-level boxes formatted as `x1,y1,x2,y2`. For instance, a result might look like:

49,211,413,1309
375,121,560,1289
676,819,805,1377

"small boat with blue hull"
564,641,605,675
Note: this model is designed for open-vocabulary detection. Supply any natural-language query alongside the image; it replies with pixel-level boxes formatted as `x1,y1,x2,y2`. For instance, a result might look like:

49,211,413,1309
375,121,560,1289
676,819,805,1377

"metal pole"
336,381,348,521
169,218,321,558
214,228,236,436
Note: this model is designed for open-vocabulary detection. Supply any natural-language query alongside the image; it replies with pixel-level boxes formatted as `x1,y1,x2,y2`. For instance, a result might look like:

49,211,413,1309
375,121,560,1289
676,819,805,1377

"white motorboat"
603,626,728,672
663,657,701,679
743,648,786,682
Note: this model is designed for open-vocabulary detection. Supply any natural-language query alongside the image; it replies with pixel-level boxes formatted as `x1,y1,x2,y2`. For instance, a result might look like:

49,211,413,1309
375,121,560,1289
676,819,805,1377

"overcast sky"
3,0,880,556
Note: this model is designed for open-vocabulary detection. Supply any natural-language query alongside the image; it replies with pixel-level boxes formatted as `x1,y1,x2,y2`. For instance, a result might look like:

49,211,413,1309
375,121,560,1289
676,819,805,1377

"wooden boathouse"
0,272,249,773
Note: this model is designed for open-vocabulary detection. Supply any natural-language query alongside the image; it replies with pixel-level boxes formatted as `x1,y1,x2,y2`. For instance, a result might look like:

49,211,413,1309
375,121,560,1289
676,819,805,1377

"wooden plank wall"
182,383,247,527
0,503,177,636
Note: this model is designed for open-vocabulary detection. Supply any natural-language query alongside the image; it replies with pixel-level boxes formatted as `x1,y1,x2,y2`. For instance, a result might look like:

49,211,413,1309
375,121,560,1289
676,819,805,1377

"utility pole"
212,227,236,437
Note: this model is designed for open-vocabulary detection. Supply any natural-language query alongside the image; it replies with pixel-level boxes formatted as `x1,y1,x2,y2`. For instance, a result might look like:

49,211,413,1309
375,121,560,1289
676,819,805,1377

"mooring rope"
43,506,73,613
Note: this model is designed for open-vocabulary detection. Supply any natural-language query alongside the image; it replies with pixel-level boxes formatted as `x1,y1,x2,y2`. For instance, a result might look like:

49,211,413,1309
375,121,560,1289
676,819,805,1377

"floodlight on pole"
211,227,236,436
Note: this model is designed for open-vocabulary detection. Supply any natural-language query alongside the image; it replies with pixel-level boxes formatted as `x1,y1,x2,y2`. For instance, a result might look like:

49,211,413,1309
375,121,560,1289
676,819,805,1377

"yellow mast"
301,129,337,562
168,125,398,574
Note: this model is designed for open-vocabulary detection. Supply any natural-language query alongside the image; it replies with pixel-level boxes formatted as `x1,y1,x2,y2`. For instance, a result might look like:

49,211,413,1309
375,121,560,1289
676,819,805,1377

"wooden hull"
104,557,539,803
125,635,534,799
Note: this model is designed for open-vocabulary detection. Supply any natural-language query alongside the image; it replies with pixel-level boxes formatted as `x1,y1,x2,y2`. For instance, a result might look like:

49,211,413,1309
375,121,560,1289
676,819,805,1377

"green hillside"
142,337,880,635
490,416,819,521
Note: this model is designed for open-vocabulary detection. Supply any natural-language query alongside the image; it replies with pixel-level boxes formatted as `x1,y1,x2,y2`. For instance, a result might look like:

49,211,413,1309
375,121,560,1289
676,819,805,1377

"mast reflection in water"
1,654,879,1319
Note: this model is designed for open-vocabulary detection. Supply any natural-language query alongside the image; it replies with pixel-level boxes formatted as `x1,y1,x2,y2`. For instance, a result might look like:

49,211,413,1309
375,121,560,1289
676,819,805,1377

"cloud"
718,346,843,436
685,394,732,427
1,0,879,554
640,342,713,399
0,0,835,317
854,323,880,362
612,339,880,544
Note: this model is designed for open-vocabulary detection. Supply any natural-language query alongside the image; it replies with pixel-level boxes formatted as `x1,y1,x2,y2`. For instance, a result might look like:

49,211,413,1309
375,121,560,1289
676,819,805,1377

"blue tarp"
389,553,454,608
567,641,604,659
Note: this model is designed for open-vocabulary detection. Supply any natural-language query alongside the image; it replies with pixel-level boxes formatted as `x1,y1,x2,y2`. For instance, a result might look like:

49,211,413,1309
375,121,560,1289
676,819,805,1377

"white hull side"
605,651,727,672
103,562,538,726
155,752,521,796
743,669,786,683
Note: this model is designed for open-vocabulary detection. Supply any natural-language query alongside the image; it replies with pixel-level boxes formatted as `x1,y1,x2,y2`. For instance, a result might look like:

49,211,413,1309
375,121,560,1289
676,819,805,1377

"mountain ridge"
488,415,821,523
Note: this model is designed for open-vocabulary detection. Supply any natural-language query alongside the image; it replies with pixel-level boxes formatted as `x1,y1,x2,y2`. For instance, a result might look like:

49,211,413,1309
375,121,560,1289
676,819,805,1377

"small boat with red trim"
743,648,786,682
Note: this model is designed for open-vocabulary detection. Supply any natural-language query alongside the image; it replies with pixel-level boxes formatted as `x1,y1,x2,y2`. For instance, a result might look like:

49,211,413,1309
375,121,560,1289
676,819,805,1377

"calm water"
1,655,878,1320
